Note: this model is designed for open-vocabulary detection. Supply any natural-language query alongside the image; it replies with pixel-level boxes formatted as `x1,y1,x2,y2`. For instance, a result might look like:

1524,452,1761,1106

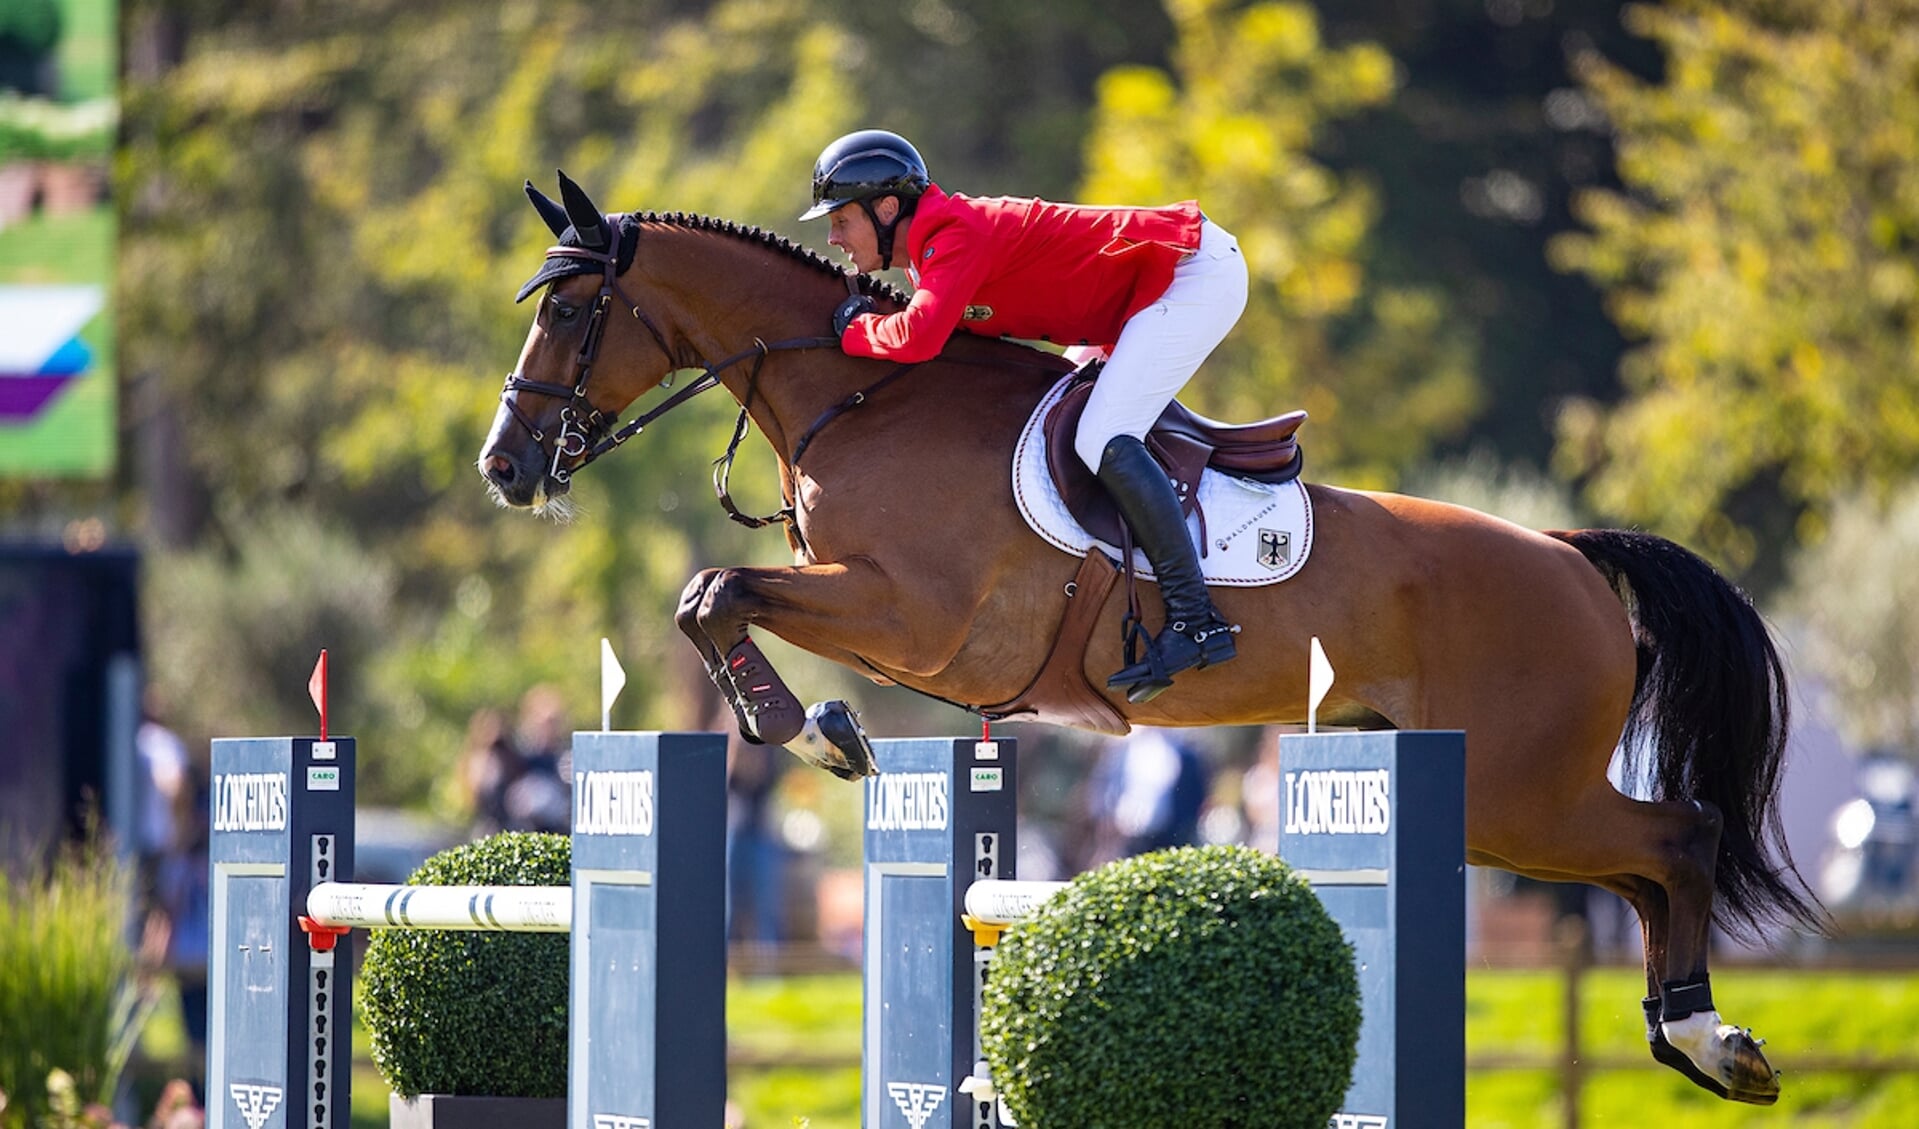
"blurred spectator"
1083,728,1211,866
508,685,572,833
146,1079,205,1129
1821,751,1918,911
515,684,570,770
459,708,522,838
135,691,189,894
726,740,787,944
148,759,210,1098
135,693,209,1098
1240,729,1283,854
460,698,570,837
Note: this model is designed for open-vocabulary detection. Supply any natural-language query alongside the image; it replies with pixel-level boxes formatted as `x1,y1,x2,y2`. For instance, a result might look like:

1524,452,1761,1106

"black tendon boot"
1097,435,1239,702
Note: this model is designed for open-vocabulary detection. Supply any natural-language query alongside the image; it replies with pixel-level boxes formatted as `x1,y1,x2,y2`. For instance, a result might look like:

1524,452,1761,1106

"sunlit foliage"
1553,0,1919,570
1081,0,1482,487
120,0,865,805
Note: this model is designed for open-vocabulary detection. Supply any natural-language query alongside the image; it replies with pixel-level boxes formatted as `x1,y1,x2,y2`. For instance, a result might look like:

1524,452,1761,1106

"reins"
503,226,927,532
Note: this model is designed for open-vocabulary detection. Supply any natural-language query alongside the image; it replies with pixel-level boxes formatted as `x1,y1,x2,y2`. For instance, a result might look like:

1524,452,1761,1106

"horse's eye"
550,298,580,323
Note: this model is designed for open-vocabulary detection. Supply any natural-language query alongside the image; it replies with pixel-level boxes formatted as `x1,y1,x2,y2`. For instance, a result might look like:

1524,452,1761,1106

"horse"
479,172,1820,1104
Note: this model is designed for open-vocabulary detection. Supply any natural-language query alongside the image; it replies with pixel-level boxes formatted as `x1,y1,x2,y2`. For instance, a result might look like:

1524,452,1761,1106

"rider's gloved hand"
832,293,876,336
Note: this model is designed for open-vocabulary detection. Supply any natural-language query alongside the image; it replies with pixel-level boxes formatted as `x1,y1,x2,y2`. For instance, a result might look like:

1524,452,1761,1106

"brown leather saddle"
1044,372,1307,551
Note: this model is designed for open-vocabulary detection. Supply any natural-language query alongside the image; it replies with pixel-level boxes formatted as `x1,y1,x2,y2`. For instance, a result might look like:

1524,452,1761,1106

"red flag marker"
308,649,328,740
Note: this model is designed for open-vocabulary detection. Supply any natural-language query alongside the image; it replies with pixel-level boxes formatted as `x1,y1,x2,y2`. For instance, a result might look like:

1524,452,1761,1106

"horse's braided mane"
632,210,910,304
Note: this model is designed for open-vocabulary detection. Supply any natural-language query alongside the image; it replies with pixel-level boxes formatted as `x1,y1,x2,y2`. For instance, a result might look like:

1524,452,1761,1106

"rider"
800,128,1249,703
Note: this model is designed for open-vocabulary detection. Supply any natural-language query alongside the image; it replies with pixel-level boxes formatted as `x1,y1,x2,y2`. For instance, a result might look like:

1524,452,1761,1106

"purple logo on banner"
0,285,103,420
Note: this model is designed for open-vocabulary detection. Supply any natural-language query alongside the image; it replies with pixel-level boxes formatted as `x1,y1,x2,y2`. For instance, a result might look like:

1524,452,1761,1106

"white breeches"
1072,219,1248,472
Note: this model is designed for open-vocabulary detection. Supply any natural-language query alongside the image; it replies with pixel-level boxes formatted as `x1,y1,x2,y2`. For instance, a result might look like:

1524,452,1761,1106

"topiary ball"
980,844,1360,1129
358,832,571,1098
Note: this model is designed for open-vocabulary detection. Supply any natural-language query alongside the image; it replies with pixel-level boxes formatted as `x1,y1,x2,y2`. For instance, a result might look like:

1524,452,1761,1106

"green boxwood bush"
980,844,1360,1129
358,832,571,1099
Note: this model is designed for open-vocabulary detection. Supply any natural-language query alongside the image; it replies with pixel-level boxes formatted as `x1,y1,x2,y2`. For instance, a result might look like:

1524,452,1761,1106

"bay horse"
479,173,1819,1104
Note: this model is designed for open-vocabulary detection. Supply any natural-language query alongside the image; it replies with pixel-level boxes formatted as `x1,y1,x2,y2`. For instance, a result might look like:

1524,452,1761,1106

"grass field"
54,0,117,102
131,964,1919,1129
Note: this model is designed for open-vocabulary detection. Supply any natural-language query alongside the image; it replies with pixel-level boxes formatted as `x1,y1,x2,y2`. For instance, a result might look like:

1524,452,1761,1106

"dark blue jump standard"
1278,730,1466,1129
862,737,1019,1129
207,737,356,1129
205,732,725,1129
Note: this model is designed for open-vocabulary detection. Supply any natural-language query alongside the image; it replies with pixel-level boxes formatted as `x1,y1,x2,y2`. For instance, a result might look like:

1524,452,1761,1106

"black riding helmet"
799,129,929,267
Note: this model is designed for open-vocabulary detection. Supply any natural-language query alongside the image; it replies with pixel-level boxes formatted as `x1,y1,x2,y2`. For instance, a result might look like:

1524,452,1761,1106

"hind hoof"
1654,1018,1781,1105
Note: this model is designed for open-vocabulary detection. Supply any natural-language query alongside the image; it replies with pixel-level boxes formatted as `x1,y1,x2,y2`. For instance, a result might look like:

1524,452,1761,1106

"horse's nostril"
484,454,516,484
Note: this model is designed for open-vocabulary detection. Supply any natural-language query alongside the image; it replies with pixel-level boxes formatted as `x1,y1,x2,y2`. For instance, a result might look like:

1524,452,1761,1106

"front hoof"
782,700,878,781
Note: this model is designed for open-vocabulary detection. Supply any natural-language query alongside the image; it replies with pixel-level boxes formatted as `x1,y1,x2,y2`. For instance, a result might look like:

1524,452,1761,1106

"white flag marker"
600,637,626,732
1307,636,1335,735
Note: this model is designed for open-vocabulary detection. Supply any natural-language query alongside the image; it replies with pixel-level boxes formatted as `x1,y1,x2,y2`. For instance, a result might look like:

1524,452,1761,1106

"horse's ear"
525,180,570,238
557,169,610,252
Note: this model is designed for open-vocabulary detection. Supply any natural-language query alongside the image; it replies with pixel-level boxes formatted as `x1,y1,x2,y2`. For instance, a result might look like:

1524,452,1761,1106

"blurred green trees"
1783,483,1919,756
119,0,876,804
1082,0,1478,486
1553,0,1919,572
57,0,1919,801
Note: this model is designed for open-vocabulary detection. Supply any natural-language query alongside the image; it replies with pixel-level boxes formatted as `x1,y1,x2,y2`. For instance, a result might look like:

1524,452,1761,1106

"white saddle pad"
1011,375,1314,587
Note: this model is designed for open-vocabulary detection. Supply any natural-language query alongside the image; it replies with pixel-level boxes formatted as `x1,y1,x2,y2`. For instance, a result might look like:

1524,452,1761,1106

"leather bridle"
498,223,676,485
499,214,951,540
497,217,843,507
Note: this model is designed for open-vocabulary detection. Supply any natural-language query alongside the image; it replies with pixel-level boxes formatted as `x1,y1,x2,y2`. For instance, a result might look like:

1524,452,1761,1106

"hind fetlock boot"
1096,435,1239,703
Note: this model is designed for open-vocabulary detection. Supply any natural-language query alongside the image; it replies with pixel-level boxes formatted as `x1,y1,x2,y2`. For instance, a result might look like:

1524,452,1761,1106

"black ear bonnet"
516,170,641,302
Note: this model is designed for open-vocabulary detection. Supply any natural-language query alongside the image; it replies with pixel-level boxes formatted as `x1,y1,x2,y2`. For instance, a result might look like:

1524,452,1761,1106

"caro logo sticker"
886,1082,946,1129
590,1114,651,1129
228,1083,283,1129
1330,1114,1389,1129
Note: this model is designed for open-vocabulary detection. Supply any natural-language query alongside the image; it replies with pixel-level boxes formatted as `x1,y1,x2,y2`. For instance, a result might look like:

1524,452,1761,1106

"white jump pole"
307,881,572,933
962,879,1068,927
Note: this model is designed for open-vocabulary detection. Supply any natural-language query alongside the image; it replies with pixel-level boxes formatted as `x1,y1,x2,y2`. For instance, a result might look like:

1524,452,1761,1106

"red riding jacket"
840,185,1204,363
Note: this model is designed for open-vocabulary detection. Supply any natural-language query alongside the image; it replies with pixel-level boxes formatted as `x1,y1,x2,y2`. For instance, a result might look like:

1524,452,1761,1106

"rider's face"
827,206,881,272
826,196,901,273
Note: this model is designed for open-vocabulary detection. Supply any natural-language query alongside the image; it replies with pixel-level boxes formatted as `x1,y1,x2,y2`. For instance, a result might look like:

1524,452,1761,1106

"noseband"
498,223,678,485
499,219,852,499
500,217,933,537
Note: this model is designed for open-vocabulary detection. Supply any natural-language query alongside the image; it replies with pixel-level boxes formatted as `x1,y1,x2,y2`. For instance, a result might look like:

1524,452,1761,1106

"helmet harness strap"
860,197,904,269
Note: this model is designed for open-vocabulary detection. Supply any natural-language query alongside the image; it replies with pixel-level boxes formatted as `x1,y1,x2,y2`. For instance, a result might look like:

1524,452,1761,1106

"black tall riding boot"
1096,435,1239,703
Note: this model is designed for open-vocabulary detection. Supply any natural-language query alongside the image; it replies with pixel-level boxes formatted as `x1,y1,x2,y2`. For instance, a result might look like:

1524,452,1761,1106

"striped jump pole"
961,879,1065,929
206,731,726,1129
305,883,572,932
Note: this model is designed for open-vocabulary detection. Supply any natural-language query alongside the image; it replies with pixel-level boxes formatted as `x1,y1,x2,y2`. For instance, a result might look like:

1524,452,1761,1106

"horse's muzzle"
479,446,562,508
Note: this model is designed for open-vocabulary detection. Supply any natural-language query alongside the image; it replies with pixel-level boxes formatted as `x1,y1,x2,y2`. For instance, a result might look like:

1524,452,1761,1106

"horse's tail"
1550,528,1824,937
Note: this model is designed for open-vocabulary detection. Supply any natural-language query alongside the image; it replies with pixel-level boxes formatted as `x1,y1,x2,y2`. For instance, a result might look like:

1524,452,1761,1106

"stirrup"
1106,618,1239,704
